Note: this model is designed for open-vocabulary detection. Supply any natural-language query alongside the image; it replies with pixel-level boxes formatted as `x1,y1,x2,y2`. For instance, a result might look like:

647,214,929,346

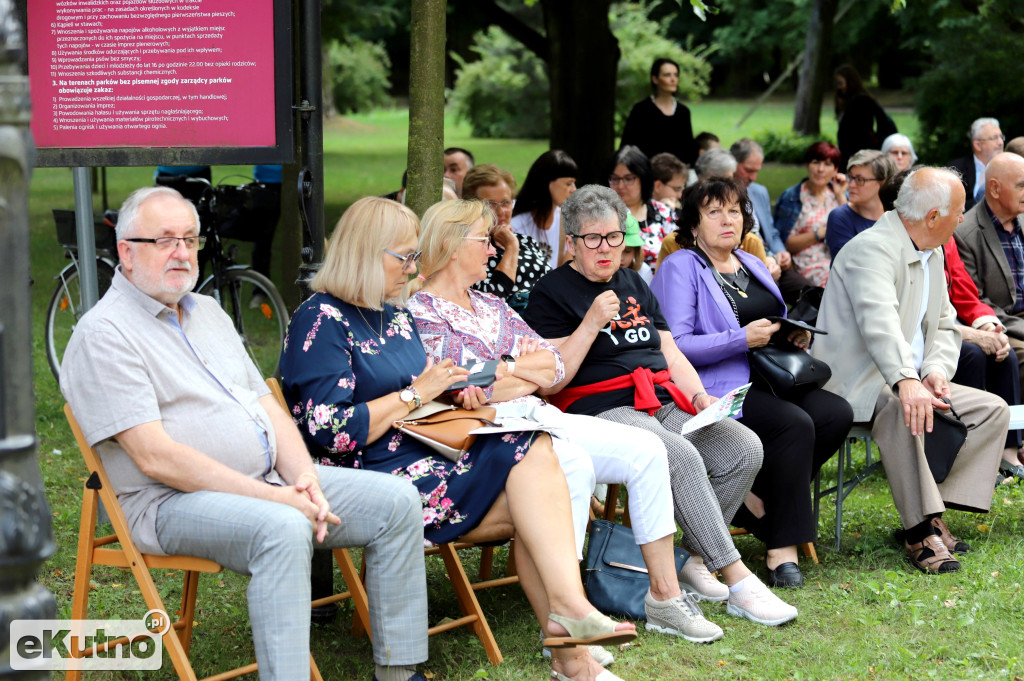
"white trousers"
530,402,677,556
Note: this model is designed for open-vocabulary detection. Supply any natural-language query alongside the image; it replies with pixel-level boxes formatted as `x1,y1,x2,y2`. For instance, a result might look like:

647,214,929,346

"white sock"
728,574,756,593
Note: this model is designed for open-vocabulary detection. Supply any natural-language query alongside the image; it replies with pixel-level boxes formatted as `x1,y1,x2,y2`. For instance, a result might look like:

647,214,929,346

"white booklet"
680,383,751,435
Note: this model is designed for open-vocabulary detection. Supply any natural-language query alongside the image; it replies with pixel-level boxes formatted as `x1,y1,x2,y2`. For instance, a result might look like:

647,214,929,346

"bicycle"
45,179,289,382
44,210,119,380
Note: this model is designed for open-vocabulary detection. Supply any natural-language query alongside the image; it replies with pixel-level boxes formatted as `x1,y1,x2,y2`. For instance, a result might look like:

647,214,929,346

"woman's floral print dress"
280,292,539,545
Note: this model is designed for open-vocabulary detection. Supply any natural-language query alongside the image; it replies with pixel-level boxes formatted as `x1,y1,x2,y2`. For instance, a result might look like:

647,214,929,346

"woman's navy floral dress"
280,292,539,545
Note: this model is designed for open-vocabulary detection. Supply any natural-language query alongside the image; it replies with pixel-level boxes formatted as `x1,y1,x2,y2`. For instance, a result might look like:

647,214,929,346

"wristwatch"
501,354,516,376
815,228,825,243
399,386,422,411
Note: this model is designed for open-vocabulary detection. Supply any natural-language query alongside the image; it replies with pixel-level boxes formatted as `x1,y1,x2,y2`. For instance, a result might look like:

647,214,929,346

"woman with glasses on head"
462,164,551,310
606,145,677,268
651,178,851,588
524,185,799,629
824,150,898,258
280,196,639,681
773,141,848,287
509,150,578,272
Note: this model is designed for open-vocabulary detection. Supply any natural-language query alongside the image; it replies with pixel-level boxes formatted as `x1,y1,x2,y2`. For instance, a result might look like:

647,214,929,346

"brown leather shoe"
930,516,970,555
905,533,961,574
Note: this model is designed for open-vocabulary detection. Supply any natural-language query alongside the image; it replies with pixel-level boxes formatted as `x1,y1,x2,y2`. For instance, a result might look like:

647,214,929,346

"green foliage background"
326,38,394,115
450,3,711,140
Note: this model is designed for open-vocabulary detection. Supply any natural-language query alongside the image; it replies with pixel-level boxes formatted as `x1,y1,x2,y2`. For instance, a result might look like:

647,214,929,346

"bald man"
954,152,1024,383
814,167,1008,574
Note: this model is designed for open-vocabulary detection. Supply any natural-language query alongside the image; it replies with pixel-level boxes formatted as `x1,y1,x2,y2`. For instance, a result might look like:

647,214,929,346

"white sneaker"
726,575,798,626
542,641,614,667
249,292,269,309
678,555,729,602
644,590,724,643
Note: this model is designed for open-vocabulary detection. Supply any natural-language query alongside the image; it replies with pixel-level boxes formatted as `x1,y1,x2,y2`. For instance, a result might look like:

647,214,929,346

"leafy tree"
326,39,393,114
901,0,1024,161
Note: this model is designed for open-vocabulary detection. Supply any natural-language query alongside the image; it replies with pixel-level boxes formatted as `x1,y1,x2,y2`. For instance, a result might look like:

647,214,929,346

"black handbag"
582,519,689,621
924,398,967,483
748,344,832,398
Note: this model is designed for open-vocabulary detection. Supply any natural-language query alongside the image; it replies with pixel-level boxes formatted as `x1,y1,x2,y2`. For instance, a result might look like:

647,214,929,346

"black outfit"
949,155,980,212
523,265,670,416
954,343,1022,449
716,265,852,550
474,233,551,305
836,92,896,169
619,97,696,165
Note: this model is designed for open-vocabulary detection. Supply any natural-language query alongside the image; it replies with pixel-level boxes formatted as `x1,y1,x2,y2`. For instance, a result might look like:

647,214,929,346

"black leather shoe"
766,562,804,588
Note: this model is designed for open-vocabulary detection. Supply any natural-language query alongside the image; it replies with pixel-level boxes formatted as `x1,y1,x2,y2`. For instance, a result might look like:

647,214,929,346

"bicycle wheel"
45,260,116,381
198,268,288,378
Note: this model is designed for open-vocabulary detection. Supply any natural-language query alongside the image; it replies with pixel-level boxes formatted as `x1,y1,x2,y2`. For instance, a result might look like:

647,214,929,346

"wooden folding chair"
64,403,323,681
264,378,371,636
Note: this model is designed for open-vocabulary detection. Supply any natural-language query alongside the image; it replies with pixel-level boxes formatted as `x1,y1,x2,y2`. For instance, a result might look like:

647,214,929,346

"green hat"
624,213,644,247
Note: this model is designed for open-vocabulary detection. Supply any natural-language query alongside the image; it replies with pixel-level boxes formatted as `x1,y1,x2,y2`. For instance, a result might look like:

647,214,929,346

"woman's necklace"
712,253,749,298
357,306,386,344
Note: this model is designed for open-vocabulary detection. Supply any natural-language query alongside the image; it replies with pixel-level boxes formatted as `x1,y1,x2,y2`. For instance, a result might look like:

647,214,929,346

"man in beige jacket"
812,167,1008,574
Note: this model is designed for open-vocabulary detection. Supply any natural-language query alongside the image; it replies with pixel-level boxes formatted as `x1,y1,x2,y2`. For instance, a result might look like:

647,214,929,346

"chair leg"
349,552,370,639
800,542,819,564
309,653,324,681
438,544,503,665
479,546,495,581
68,485,100,681
335,548,372,641
505,540,517,578
178,570,201,656
602,484,620,522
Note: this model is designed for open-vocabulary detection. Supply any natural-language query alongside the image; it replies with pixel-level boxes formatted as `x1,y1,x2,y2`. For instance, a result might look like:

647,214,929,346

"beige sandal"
542,611,637,649
905,534,960,574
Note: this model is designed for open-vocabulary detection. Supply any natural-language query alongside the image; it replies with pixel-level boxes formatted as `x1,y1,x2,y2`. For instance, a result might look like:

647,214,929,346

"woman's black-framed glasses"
385,249,422,268
573,231,626,249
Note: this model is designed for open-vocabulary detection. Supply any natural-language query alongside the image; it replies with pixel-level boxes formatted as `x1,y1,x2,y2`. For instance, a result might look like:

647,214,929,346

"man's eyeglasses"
608,174,639,188
977,134,1005,143
848,175,879,186
666,183,686,195
124,236,206,251
385,249,422,268
572,231,626,249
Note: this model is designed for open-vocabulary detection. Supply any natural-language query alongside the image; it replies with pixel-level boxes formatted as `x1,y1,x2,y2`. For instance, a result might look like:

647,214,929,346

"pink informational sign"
28,0,276,150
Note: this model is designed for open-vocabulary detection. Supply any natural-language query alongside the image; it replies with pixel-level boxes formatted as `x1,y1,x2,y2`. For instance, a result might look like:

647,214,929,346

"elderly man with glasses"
60,186,431,681
950,117,1006,211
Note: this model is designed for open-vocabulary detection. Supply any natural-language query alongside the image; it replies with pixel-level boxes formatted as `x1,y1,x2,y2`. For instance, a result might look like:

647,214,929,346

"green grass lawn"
27,101,1024,681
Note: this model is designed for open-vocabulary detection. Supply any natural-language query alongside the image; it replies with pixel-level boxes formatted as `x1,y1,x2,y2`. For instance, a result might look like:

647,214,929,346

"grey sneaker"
644,590,724,643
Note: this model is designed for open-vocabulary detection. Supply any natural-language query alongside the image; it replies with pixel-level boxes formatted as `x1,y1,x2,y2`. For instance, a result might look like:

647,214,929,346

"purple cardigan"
650,248,786,409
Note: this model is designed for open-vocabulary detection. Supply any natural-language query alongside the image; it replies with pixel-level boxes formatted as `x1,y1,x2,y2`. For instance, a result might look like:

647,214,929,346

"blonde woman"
279,196,637,681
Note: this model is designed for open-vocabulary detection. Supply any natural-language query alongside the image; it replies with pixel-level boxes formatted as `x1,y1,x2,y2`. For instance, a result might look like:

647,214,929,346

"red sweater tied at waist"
549,366,696,416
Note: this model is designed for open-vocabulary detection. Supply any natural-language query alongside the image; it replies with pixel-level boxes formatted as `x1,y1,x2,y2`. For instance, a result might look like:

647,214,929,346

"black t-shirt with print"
523,264,671,416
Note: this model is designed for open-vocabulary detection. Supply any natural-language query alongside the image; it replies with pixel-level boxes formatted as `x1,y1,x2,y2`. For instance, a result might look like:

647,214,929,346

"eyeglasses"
484,200,513,212
848,175,879,186
385,249,422,268
572,231,626,249
666,183,686,195
608,174,639,188
124,236,206,251
977,134,1005,143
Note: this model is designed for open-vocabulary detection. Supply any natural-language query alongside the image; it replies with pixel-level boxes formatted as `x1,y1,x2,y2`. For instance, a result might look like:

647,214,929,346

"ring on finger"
447,368,453,376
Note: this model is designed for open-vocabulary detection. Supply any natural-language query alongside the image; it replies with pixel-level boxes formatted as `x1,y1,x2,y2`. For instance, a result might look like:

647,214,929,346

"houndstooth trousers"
598,404,763,572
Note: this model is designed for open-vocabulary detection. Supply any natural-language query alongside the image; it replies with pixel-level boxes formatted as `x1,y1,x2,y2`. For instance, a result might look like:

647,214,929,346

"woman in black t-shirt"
524,185,799,627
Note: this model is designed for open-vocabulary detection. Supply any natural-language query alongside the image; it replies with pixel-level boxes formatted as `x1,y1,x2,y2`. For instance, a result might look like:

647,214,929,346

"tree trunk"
542,0,618,184
406,0,446,217
321,42,337,118
793,0,838,135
